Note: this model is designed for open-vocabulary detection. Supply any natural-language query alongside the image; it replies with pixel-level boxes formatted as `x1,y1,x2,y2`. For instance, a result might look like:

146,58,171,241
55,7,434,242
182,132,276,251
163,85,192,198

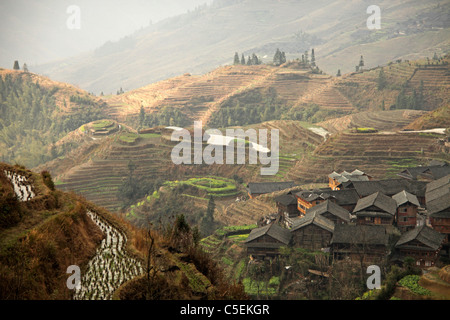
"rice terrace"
0,0,450,312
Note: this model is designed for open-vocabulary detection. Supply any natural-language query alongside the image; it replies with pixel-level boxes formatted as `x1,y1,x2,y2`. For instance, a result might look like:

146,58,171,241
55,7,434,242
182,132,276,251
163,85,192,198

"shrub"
41,170,55,191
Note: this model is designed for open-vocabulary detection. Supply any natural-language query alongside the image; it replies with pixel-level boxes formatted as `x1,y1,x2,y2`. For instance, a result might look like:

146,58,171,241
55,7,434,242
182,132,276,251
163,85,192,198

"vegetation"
398,275,432,296
0,73,105,167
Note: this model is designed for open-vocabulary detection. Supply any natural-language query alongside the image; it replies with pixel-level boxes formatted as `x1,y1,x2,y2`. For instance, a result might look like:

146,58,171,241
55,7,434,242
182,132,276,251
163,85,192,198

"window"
425,261,432,267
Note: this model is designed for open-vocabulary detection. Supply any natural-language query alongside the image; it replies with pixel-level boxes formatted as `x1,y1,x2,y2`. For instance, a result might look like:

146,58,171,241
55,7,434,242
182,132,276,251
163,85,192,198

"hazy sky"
0,0,213,68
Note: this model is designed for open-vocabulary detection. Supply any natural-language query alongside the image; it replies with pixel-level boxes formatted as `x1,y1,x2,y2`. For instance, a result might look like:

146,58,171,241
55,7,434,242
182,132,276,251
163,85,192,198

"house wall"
430,217,450,242
277,203,299,217
332,244,388,264
357,216,394,225
329,178,340,190
397,240,440,268
396,204,417,231
297,198,325,215
291,224,332,251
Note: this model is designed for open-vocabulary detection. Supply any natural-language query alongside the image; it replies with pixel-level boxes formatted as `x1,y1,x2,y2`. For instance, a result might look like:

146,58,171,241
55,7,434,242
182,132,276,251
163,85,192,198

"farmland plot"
73,210,143,300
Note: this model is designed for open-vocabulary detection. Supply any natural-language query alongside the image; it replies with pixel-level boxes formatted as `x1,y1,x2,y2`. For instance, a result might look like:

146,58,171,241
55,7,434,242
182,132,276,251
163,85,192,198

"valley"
0,47,449,301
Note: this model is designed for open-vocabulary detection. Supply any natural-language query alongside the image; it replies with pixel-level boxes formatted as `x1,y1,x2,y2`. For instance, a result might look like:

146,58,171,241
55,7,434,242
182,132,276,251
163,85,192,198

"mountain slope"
35,0,450,94
0,68,108,168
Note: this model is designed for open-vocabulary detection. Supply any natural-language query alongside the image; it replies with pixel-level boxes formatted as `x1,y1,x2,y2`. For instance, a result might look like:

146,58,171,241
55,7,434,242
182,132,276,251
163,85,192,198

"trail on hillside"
73,211,144,300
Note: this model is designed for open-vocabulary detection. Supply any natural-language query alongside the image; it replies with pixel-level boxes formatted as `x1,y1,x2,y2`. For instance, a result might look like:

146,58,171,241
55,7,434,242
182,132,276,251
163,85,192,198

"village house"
274,192,300,227
295,188,359,215
394,225,445,268
246,181,296,199
341,179,427,206
392,190,420,232
353,192,397,225
304,199,351,225
397,162,449,181
328,169,371,190
244,222,292,259
426,174,450,257
295,188,331,215
330,224,390,264
290,211,335,251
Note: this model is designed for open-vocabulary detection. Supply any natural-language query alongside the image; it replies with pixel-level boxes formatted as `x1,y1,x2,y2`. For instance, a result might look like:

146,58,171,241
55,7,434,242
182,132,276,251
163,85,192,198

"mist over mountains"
6,0,450,95
0,0,212,67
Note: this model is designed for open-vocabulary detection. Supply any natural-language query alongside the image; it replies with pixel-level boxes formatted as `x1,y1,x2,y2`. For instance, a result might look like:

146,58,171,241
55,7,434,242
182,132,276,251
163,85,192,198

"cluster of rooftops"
244,161,450,268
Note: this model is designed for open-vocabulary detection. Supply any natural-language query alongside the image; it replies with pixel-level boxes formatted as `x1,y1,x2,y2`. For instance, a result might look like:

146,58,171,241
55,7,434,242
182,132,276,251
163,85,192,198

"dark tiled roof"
295,188,359,206
328,170,370,183
426,174,450,216
392,190,420,207
398,164,450,180
247,181,296,195
395,225,445,251
274,194,297,206
245,223,291,245
353,192,397,215
344,179,427,197
305,200,351,222
290,211,335,233
331,224,389,246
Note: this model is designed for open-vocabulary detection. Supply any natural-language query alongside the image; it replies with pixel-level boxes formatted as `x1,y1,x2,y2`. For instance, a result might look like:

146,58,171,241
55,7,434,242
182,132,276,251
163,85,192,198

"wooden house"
295,189,331,215
426,174,450,251
341,179,427,206
397,163,449,181
246,181,296,199
392,190,420,232
394,225,445,268
305,199,351,225
245,223,292,259
295,188,359,215
290,211,334,251
328,169,370,190
353,192,397,225
275,193,300,227
330,224,390,264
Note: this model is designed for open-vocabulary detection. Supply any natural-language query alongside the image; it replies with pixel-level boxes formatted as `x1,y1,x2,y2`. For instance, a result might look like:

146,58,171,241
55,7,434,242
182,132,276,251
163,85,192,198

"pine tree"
280,51,286,64
241,54,246,65
139,105,145,126
23,63,29,73
234,52,240,65
359,55,364,70
311,48,316,67
336,69,341,77
13,60,20,70
273,48,281,66
377,68,387,90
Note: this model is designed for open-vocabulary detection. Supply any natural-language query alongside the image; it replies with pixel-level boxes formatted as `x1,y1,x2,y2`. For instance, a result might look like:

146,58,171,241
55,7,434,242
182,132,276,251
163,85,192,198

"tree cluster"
233,52,262,66
208,87,289,127
0,74,104,167
273,48,287,66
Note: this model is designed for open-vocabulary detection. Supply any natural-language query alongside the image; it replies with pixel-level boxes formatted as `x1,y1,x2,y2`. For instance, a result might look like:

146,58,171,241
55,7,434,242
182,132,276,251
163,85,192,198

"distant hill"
0,68,108,168
34,0,450,94
103,55,450,129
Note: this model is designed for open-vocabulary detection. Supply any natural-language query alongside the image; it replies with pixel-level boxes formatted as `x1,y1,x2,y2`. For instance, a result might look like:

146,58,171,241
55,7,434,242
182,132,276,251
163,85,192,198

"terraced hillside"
105,65,279,124
54,132,174,212
318,110,428,133
336,56,450,112
405,105,450,130
41,119,324,213
286,131,449,183
103,64,361,127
